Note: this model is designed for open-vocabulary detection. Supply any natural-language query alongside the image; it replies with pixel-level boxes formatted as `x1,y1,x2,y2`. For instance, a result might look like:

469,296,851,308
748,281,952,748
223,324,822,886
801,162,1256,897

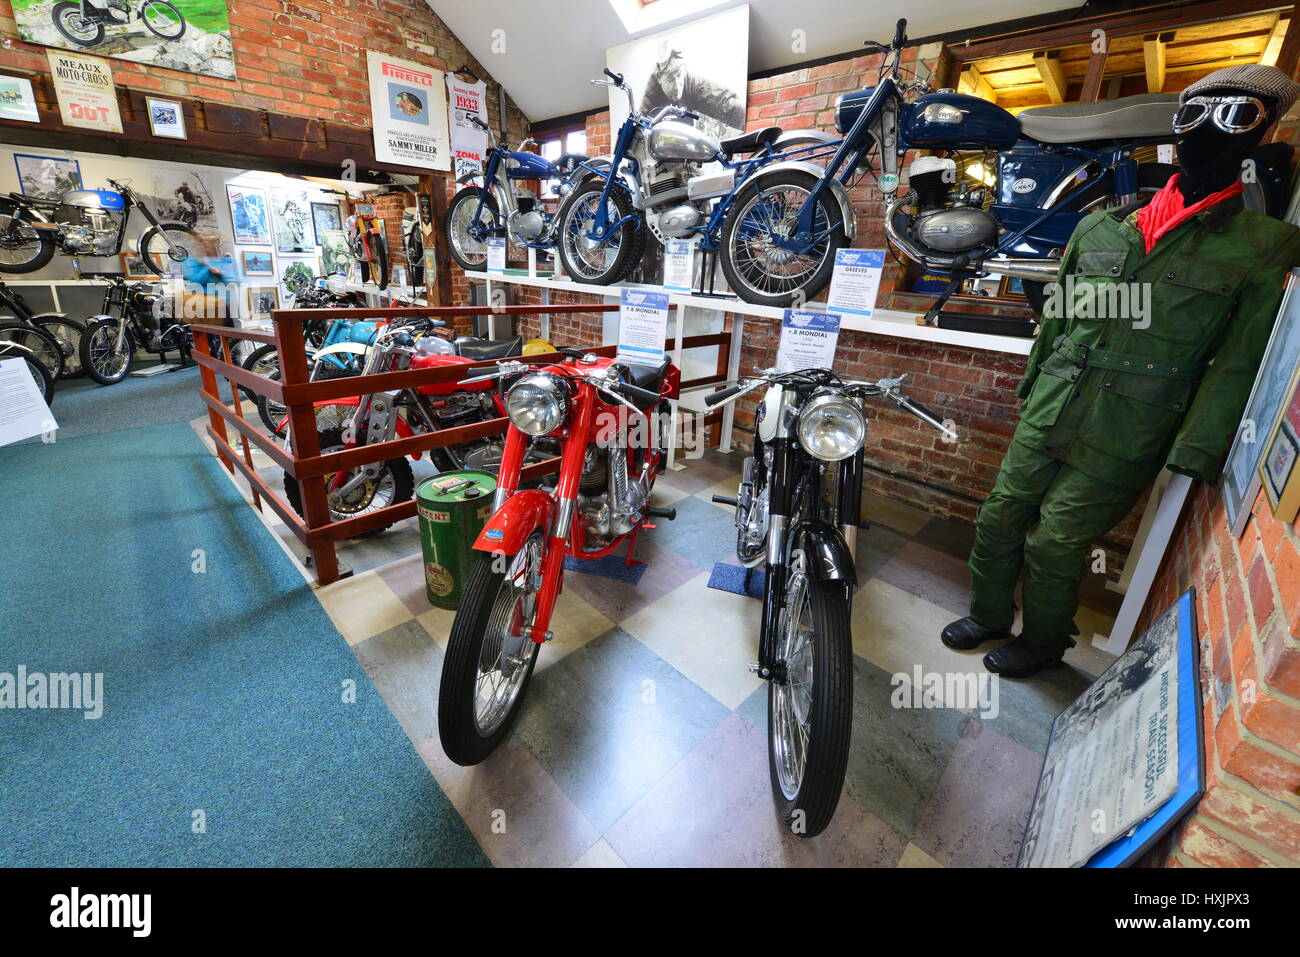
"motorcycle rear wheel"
0,201,56,273
34,318,87,379
0,322,66,382
52,2,104,45
439,531,544,766
282,427,413,535
768,556,853,838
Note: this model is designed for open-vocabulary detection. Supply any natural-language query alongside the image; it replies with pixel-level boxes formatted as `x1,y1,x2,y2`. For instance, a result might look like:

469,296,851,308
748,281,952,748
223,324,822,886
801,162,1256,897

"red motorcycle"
438,349,680,765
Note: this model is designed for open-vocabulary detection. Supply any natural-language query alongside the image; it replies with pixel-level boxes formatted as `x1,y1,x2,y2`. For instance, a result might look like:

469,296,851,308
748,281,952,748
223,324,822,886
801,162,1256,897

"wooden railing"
192,301,733,586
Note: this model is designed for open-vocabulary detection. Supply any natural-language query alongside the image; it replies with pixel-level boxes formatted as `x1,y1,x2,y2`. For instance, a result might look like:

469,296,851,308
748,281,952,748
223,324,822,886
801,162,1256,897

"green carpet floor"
0,375,488,866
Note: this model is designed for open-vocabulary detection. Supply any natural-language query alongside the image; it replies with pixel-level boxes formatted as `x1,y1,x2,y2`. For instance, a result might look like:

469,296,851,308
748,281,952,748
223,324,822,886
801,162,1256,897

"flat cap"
1181,64,1300,116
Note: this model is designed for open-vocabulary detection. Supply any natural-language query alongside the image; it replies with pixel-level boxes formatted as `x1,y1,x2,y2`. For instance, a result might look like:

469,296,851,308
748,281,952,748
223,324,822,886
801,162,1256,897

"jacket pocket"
1073,249,1129,279
1085,373,1194,464
1145,254,1246,344
1019,352,1080,431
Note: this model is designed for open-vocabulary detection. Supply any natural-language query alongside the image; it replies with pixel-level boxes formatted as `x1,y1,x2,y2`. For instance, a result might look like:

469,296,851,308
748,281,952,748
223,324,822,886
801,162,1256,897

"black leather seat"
720,126,782,157
455,335,523,359
618,356,671,398
555,152,590,175
9,192,58,206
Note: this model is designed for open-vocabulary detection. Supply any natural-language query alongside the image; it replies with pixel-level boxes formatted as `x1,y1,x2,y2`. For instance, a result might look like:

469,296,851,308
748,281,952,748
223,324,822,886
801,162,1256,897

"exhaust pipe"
980,257,1063,282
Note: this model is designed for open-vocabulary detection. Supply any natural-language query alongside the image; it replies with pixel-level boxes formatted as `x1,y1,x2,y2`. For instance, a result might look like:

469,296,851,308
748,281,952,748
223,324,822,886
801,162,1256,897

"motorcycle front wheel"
556,179,645,285
78,320,135,385
445,188,500,272
0,322,66,382
720,170,848,307
282,427,413,534
138,224,204,275
439,531,545,766
140,0,186,39
34,318,87,379
768,553,853,838
0,202,56,273
52,2,104,45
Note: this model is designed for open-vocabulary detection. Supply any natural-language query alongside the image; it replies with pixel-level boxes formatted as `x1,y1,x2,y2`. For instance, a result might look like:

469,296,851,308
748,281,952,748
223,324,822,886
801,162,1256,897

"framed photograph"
152,168,218,235
246,285,279,320
146,97,186,139
226,185,272,246
272,190,313,253
311,201,342,238
318,228,351,277
241,250,274,276
14,153,81,200
0,74,40,124
279,258,316,301
1259,364,1300,523
998,275,1027,300
118,252,152,279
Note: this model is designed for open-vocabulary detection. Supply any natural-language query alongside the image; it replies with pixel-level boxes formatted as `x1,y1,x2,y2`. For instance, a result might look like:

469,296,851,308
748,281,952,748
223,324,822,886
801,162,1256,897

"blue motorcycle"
715,19,1199,310
444,116,598,271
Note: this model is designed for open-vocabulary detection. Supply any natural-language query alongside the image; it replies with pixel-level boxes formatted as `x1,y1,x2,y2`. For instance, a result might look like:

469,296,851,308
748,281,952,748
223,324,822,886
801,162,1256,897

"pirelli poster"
366,51,450,172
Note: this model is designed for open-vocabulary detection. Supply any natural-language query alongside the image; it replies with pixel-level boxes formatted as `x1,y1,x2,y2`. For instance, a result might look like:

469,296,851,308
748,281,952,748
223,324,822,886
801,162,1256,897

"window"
539,129,587,199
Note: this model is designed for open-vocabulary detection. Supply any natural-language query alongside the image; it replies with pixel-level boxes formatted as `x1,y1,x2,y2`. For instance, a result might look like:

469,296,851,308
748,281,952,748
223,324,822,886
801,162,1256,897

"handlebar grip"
705,383,745,407
682,109,700,121
616,380,660,407
906,397,945,423
893,19,907,47
604,68,624,85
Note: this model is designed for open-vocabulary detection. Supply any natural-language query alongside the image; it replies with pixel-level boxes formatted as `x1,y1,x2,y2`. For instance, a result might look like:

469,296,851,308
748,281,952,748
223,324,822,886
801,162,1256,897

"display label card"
0,358,57,446
0,74,39,123
662,239,695,292
486,238,506,273
776,310,841,372
48,50,122,133
827,248,885,318
617,288,670,366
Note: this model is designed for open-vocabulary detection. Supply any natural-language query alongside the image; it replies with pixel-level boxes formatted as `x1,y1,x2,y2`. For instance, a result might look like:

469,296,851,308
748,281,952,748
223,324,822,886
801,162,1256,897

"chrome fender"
735,161,858,240
311,342,370,362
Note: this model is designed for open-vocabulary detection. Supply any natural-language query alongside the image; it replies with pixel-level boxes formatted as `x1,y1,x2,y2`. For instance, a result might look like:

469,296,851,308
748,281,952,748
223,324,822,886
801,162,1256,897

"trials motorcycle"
0,177,202,276
438,350,679,764
52,0,186,48
705,367,955,836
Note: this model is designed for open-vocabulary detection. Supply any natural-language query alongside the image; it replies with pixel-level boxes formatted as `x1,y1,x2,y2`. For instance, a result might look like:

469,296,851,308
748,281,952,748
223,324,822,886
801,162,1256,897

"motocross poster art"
13,0,236,81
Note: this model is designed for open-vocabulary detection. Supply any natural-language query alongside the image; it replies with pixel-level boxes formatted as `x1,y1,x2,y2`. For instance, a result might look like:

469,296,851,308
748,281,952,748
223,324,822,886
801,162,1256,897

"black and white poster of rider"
604,3,749,145
150,167,219,236
272,190,314,254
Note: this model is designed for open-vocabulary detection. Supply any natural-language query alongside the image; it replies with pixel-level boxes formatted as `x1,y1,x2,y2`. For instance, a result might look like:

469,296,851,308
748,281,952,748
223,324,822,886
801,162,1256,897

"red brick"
1197,785,1300,861
1178,819,1276,867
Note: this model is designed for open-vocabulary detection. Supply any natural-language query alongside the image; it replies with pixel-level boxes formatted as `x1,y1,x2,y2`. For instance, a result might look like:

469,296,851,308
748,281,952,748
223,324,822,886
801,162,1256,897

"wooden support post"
427,173,454,308
1262,15,1289,67
959,64,996,103
1079,41,1109,103
1033,51,1067,104
1143,33,1169,93
194,333,233,474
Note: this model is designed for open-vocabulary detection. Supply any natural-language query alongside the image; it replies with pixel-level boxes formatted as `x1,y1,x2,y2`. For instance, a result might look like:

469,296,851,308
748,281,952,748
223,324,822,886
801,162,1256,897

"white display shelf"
464,269,1033,357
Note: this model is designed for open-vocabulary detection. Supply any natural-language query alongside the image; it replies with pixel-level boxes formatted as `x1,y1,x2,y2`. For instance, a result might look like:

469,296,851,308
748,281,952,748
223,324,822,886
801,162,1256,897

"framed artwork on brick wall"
1259,363,1300,523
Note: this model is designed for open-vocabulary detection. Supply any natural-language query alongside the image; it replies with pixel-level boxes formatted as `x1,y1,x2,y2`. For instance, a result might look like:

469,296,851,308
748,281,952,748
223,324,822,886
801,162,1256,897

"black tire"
138,223,203,275
282,427,413,535
371,232,390,290
0,322,65,381
556,178,645,285
767,566,853,838
0,201,57,273
140,0,186,39
52,1,104,45
445,188,501,272
2,347,55,405
240,343,279,402
79,319,135,385
720,169,848,307
439,532,544,765
34,318,86,379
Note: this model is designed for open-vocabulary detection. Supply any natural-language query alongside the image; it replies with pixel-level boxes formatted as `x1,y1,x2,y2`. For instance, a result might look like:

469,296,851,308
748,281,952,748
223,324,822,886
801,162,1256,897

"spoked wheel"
138,224,204,275
282,427,413,534
0,202,56,273
140,0,186,39
239,343,279,402
52,2,105,45
1,346,55,405
768,549,853,838
439,531,545,765
34,318,87,379
258,363,357,433
78,319,135,385
445,188,500,272
720,170,848,307
556,179,644,285
0,323,65,381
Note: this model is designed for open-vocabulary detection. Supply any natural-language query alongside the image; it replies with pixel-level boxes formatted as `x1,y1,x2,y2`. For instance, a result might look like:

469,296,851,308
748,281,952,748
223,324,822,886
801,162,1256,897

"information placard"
775,310,840,372
827,248,886,318
0,358,57,446
617,288,670,366
365,50,451,172
486,238,506,273
662,239,695,292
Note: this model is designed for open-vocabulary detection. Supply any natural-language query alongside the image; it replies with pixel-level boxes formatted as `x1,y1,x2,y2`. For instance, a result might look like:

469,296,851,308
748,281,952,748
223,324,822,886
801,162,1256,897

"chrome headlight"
797,392,866,462
506,373,568,436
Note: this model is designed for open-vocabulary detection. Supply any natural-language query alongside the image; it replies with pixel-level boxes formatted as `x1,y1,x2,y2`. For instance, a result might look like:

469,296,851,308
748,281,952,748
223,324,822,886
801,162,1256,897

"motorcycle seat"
617,356,671,398
555,152,590,174
720,126,782,156
455,335,523,360
8,192,58,206
1017,93,1180,145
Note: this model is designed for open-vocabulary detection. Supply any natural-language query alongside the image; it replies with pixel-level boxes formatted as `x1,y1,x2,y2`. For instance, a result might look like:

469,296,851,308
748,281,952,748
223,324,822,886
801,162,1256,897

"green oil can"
416,470,497,609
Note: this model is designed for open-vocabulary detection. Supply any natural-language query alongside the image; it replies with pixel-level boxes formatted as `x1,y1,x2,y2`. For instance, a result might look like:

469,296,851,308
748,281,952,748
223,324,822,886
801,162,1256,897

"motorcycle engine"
55,207,120,256
644,163,702,242
906,156,997,253
508,208,547,242
577,444,645,548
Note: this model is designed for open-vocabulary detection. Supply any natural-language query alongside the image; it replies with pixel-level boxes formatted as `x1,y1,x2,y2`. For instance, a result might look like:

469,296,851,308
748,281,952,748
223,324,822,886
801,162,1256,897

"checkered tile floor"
203,416,1120,867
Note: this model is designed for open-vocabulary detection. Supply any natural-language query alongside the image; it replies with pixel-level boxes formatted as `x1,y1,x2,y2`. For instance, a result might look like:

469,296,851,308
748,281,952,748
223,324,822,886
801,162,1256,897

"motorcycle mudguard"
472,489,555,554
312,342,370,361
790,521,857,586
31,312,69,322
736,161,858,240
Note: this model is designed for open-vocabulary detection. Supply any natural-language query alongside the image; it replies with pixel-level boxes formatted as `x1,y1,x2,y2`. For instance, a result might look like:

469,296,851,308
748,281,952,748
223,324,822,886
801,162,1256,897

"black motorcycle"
0,280,84,380
52,0,186,48
706,367,954,836
77,275,193,385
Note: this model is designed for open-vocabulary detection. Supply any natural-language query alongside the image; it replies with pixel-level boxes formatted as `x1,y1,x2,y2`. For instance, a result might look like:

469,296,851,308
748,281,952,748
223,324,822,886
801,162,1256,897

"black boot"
983,634,1072,678
941,616,1011,650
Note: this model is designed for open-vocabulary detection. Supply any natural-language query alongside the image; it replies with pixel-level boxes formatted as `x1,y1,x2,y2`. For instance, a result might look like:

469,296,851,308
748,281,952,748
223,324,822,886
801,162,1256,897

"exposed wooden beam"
1261,14,1290,65
1079,42,1109,102
1033,50,1068,103
1143,32,1171,92
959,64,997,103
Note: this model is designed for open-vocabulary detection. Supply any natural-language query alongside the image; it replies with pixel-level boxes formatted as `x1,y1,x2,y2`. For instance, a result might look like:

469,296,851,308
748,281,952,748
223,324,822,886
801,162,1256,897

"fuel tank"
901,92,1019,150
505,150,560,180
61,189,126,211
409,353,492,395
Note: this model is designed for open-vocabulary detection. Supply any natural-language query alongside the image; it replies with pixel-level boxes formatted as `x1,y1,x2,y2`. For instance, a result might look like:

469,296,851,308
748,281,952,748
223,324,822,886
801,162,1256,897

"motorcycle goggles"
1172,95,1268,135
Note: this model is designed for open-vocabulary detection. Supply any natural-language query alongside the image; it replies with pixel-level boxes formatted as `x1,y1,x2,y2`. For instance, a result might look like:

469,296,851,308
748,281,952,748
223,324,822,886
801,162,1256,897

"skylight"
606,0,734,34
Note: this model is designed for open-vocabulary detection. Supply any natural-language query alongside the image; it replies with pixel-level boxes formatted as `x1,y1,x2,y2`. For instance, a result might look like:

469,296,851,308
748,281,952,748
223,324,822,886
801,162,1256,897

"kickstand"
921,256,972,327
743,564,755,594
624,524,648,568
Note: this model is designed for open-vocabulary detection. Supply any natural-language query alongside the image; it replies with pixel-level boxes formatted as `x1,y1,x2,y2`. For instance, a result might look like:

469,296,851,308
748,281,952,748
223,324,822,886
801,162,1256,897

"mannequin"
940,64,1300,678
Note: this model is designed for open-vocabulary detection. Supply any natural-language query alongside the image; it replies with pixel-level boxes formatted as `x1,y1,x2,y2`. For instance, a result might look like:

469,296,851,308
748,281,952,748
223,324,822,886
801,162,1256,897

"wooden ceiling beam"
1079,41,1109,103
1261,14,1290,64
1033,50,1068,103
959,64,998,103
1143,32,1172,92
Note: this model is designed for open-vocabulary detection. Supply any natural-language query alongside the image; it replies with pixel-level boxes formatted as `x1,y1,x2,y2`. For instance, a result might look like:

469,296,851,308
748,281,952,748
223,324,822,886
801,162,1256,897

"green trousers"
969,440,1144,652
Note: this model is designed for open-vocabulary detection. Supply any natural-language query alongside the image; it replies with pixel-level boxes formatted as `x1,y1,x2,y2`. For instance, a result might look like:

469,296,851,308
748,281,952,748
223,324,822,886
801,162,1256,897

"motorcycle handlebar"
611,379,660,407
604,67,624,85
705,383,747,407
893,18,907,48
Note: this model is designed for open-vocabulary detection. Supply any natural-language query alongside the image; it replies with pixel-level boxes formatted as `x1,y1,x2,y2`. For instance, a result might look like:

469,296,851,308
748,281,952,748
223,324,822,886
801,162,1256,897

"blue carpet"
565,552,648,584
707,561,765,598
0,417,488,867
32,363,208,443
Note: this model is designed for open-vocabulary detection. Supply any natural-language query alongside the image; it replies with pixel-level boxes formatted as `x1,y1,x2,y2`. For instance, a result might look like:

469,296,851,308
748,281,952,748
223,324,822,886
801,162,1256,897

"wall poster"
366,51,451,172
446,73,488,180
47,50,122,133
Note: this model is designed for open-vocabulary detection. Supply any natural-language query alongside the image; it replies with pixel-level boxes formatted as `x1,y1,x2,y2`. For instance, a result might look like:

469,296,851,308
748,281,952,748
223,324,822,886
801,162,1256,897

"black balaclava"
1175,87,1278,204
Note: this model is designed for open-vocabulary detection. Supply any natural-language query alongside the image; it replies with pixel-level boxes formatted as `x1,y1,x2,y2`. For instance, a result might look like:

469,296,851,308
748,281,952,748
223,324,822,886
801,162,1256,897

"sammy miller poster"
48,50,122,133
366,51,451,172
14,0,236,80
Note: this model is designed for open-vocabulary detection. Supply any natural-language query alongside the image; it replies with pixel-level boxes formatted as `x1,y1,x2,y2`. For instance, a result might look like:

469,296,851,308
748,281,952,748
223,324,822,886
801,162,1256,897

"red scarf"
1134,173,1243,253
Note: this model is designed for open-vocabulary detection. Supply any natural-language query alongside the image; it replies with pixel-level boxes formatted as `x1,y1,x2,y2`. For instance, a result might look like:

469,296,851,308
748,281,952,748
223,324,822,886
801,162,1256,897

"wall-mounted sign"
776,310,840,372
0,74,39,124
366,51,450,172
48,50,121,133
446,73,488,180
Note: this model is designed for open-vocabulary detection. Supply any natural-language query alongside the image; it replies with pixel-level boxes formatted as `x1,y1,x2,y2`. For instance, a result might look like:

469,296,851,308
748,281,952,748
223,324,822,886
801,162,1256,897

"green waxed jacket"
1014,196,1300,491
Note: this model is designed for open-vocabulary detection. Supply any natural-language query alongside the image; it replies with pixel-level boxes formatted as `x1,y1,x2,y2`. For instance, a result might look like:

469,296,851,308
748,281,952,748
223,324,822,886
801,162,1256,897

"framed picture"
241,250,274,276
226,184,271,246
0,74,40,124
1259,363,1300,523
272,190,313,253
998,275,1027,300
279,258,316,300
246,285,279,320
146,97,186,139
14,153,81,200
311,201,342,238
118,252,152,279
318,229,351,277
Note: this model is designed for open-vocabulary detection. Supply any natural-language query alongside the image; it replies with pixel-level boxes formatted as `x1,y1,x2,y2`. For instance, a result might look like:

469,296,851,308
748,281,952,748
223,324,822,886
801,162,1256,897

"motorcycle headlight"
797,392,866,462
506,373,568,436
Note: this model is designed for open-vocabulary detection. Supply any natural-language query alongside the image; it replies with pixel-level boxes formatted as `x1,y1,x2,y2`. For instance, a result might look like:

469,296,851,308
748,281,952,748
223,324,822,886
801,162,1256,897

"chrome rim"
40,322,83,376
86,325,129,379
450,196,491,267
561,190,624,280
729,184,832,298
0,214,44,267
142,1,184,37
142,229,192,271
772,555,814,800
56,9,99,41
474,534,543,735
321,440,399,519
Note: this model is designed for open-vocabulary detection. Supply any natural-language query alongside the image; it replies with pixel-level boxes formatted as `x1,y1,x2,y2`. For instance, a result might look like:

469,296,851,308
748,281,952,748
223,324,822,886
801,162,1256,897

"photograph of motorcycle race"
2,0,1299,927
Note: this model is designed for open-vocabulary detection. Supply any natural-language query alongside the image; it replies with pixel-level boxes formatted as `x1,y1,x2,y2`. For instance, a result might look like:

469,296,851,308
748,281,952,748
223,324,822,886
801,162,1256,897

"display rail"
191,302,734,585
